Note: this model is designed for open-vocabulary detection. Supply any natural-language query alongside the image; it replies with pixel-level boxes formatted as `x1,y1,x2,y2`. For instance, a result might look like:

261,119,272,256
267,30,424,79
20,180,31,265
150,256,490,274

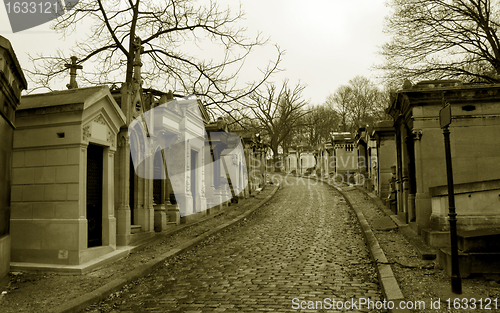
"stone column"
78,145,88,251
165,164,180,224
102,148,116,247
141,151,154,232
152,148,167,231
115,131,131,246
162,143,180,225
182,142,194,216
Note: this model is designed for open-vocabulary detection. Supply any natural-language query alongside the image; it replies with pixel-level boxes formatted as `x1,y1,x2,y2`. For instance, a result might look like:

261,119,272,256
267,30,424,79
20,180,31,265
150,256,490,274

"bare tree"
326,76,388,133
286,104,337,168
379,0,500,85
244,80,309,172
325,85,352,132
300,105,338,147
26,0,282,117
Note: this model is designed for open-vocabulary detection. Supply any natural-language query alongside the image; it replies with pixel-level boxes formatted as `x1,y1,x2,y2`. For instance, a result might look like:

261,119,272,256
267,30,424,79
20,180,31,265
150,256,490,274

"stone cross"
65,56,83,89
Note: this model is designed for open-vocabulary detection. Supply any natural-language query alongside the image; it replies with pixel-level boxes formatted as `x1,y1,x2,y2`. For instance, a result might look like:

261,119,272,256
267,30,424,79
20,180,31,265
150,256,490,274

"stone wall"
0,35,27,286
10,145,83,264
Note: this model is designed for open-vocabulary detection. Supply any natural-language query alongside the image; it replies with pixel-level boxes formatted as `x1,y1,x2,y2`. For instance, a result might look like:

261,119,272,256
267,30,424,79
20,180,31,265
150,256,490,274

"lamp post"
439,95,462,294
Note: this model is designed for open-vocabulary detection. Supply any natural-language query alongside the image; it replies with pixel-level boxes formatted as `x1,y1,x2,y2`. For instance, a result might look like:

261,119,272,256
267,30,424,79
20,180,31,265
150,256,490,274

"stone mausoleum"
388,80,500,234
10,86,126,265
331,132,357,183
7,37,250,271
387,80,500,276
0,36,27,285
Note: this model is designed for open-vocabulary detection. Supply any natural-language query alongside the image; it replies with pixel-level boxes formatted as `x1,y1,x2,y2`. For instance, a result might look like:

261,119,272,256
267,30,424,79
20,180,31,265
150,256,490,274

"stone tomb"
0,35,27,285
129,97,209,223
370,121,397,202
331,132,358,183
10,86,125,265
231,130,265,196
220,136,248,202
387,80,500,234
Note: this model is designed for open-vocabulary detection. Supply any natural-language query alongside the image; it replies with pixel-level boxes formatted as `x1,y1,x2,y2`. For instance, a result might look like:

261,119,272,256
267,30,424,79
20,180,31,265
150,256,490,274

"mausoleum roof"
19,86,109,110
0,35,28,89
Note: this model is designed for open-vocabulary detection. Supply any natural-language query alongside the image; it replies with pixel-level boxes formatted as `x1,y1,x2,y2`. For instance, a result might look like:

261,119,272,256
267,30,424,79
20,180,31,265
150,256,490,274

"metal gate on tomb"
87,144,103,247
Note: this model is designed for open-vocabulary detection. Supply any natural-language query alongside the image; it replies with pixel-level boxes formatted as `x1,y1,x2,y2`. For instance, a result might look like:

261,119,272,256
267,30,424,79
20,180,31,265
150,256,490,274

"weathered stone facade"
331,132,357,183
387,80,500,237
370,121,397,202
0,36,27,286
11,86,125,265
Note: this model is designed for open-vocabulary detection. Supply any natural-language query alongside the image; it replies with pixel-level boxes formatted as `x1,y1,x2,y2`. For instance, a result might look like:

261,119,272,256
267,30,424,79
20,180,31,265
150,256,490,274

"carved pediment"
83,113,116,148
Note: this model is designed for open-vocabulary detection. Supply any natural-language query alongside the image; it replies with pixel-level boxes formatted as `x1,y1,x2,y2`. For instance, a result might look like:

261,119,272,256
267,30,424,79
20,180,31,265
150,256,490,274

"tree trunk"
272,147,281,172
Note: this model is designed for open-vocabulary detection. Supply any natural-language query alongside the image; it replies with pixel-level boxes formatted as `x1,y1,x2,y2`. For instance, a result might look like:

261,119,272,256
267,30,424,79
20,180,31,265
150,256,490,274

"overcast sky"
1,0,391,106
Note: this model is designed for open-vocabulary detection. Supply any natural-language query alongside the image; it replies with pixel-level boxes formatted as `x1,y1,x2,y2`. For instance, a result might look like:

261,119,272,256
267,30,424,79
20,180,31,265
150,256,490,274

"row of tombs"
0,36,267,282
312,79,500,278
4,32,500,282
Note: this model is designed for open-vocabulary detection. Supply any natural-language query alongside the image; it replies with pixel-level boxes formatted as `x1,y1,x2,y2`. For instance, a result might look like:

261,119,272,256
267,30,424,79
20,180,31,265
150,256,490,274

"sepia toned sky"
0,0,391,106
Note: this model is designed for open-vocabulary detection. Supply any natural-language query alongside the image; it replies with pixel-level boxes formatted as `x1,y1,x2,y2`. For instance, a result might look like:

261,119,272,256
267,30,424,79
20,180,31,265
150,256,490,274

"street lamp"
439,93,462,294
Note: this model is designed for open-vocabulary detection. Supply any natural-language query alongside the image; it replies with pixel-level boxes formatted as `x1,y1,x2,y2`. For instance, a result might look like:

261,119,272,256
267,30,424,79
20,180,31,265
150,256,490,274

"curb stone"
317,178,410,313
48,184,282,313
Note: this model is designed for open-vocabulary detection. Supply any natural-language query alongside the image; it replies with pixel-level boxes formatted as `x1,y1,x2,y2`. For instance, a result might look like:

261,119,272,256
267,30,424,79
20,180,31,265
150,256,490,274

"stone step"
458,228,500,253
438,247,500,278
409,236,437,260
131,225,142,234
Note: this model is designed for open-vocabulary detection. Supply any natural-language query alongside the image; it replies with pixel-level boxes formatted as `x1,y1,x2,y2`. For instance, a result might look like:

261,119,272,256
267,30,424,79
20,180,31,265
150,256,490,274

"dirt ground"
352,189,500,313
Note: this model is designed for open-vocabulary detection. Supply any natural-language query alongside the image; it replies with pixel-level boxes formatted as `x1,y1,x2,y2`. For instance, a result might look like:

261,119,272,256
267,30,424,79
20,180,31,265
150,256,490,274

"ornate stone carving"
83,114,110,142
93,114,106,125
107,129,115,147
82,125,90,141
118,134,129,147
412,129,423,141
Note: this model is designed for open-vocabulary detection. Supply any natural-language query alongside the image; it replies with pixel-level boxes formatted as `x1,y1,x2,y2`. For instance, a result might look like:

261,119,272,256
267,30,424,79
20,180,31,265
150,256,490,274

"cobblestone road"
85,177,384,312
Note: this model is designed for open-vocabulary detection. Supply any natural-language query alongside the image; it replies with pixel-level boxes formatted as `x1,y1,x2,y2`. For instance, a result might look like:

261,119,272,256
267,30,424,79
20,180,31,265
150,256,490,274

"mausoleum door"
153,149,163,205
87,144,104,247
